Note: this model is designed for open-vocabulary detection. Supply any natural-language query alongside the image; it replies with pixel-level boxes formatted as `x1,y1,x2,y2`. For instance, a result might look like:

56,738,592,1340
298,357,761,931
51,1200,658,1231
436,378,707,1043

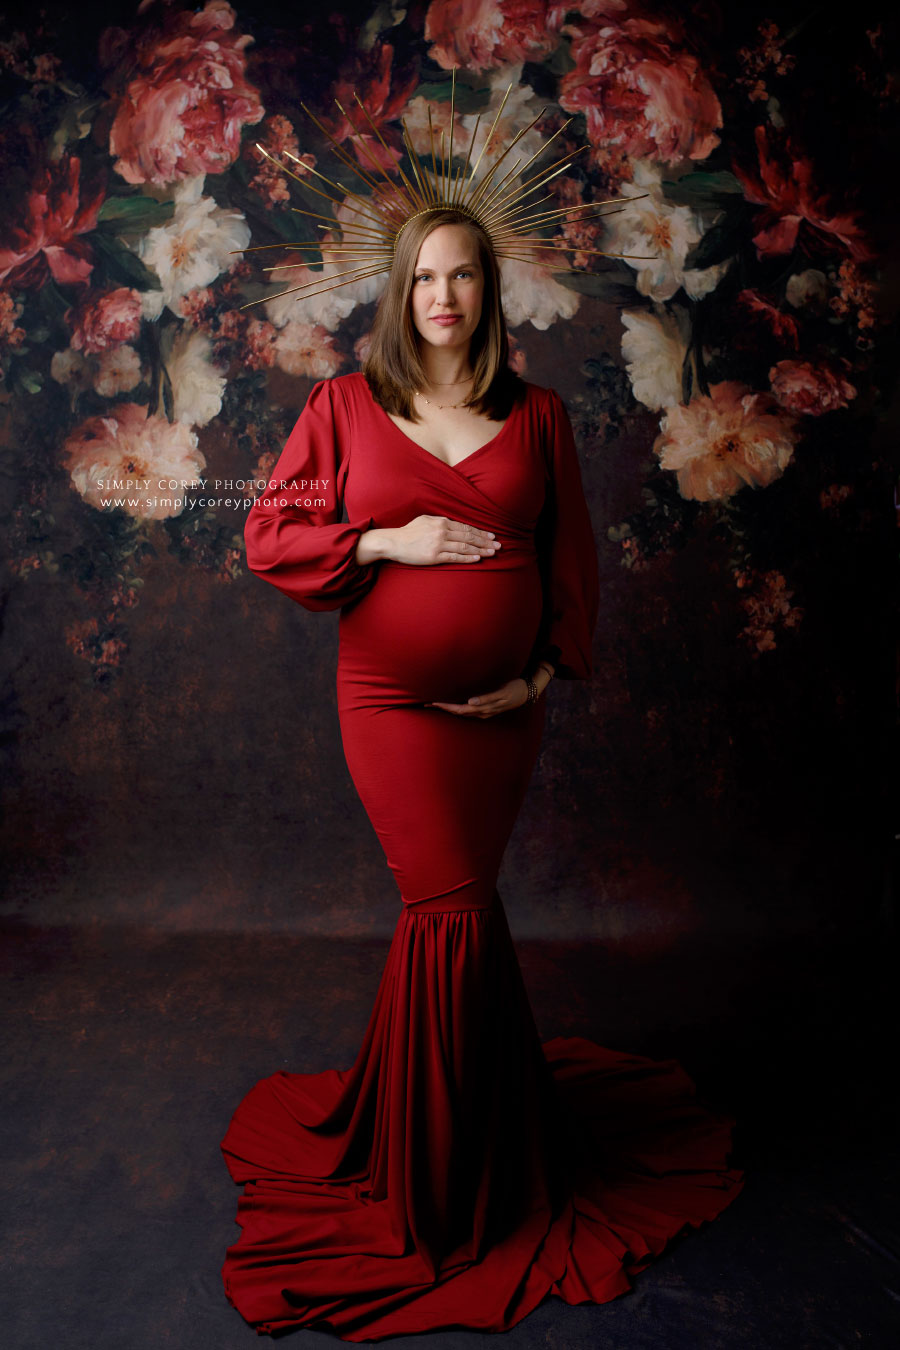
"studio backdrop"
0,0,893,941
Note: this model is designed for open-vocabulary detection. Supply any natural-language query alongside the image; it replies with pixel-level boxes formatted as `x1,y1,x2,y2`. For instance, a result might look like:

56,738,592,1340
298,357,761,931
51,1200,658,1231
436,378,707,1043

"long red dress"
221,372,744,1339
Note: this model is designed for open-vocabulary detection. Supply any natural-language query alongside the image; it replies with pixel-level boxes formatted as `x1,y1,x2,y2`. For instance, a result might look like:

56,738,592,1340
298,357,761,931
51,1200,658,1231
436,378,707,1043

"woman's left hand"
427,677,530,718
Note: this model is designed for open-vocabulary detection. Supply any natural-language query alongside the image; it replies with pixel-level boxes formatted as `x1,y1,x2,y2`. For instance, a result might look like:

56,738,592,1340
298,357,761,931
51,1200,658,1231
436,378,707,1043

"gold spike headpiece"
239,69,651,309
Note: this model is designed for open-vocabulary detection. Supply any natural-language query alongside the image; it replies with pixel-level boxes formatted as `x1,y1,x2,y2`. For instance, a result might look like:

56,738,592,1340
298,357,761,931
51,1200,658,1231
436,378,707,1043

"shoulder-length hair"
363,206,522,422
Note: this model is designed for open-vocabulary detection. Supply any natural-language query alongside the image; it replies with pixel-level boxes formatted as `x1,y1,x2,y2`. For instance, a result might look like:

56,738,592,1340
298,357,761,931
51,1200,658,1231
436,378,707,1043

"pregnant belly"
338,559,544,706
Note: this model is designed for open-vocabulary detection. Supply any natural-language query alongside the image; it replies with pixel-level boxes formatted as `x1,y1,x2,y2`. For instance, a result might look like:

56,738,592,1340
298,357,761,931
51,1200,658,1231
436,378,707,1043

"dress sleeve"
530,388,600,680
244,379,379,612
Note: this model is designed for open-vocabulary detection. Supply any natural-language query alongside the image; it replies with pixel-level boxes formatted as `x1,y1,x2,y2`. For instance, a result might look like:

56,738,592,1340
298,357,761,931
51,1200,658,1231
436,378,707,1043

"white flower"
162,327,225,427
50,347,93,392
785,268,828,309
404,70,549,211
93,344,143,398
135,194,251,317
620,308,688,411
265,198,387,331
139,173,207,207
274,322,344,379
402,94,466,161
461,68,549,170
500,254,579,330
603,161,729,303
264,257,381,332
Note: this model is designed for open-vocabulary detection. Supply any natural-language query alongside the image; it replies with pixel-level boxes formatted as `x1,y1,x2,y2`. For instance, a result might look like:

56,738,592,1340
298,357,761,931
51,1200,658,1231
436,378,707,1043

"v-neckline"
367,381,517,472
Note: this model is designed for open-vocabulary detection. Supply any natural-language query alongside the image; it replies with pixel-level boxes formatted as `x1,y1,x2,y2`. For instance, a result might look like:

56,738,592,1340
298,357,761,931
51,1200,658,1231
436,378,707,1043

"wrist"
355,528,393,565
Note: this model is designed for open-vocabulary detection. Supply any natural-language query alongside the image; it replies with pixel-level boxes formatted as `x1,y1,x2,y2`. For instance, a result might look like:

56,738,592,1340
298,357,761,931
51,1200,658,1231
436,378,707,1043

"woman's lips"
430,315,462,325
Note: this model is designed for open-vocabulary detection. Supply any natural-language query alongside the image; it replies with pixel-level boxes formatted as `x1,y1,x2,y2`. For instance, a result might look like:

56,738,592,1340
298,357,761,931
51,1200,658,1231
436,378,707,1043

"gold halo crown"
240,69,650,308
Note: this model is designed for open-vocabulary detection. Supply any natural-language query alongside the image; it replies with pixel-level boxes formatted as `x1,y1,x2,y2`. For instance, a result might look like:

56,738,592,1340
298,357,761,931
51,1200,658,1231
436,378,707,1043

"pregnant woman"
220,177,744,1338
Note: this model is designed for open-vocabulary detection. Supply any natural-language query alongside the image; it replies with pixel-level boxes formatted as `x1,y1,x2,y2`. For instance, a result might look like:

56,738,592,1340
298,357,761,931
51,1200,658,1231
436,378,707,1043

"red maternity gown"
220,371,744,1340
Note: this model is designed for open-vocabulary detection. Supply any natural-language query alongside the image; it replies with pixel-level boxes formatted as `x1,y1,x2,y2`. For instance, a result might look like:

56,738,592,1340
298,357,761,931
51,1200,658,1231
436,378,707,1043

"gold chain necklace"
415,390,474,411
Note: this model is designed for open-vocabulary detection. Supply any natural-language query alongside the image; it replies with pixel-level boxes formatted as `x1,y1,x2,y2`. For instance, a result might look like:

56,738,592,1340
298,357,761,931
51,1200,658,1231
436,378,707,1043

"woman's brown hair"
363,207,522,422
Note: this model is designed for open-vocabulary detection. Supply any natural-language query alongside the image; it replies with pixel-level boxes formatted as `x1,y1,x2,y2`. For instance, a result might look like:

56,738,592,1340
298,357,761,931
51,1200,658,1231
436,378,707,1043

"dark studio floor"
3,915,899,1350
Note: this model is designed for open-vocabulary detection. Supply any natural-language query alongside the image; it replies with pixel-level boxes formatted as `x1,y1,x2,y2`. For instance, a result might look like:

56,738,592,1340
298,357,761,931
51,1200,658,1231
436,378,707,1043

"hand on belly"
427,677,529,718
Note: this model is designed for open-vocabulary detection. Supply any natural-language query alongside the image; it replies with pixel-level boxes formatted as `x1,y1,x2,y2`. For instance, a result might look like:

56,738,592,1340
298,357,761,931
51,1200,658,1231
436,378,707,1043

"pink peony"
0,148,105,287
105,0,264,187
654,381,797,502
425,0,563,73
558,15,722,169
768,360,856,416
733,125,872,260
63,403,205,520
68,288,142,354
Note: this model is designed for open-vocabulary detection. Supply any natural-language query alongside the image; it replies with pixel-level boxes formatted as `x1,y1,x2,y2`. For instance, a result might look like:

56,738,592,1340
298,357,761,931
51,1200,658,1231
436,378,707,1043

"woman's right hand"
355,516,500,566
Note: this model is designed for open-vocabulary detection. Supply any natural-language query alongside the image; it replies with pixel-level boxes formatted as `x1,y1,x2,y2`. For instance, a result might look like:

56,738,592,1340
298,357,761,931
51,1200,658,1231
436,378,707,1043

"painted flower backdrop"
0,0,895,685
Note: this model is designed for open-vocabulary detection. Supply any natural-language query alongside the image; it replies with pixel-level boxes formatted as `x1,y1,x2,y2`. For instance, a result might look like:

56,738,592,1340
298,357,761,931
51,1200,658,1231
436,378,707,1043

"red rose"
322,44,418,173
0,146,105,288
736,290,801,349
733,125,872,260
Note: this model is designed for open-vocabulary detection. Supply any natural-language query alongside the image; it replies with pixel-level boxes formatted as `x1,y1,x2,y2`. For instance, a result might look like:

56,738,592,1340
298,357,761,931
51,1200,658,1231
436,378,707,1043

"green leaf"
52,93,104,150
661,171,744,208
684,216,743,270
39,280,73,319
96,196,176,233
541,38,576,78
18,371,43,394
554,270,637,304
89,232,162,290
407,80,485,112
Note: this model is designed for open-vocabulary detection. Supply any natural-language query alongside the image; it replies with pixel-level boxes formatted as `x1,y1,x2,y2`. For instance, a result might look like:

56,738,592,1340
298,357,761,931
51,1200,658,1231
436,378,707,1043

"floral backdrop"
0,0,895,933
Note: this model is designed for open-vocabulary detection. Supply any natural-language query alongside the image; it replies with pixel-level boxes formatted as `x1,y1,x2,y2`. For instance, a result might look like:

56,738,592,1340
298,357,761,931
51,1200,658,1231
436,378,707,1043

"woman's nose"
435,278,454,305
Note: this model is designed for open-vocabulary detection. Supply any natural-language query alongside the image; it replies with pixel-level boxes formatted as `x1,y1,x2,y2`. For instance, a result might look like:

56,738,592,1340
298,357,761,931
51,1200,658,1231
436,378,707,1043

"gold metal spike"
243,71,656,306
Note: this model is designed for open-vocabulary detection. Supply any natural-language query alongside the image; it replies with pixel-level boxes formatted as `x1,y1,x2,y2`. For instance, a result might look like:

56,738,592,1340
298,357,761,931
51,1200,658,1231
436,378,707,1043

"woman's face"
408,224,484,359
